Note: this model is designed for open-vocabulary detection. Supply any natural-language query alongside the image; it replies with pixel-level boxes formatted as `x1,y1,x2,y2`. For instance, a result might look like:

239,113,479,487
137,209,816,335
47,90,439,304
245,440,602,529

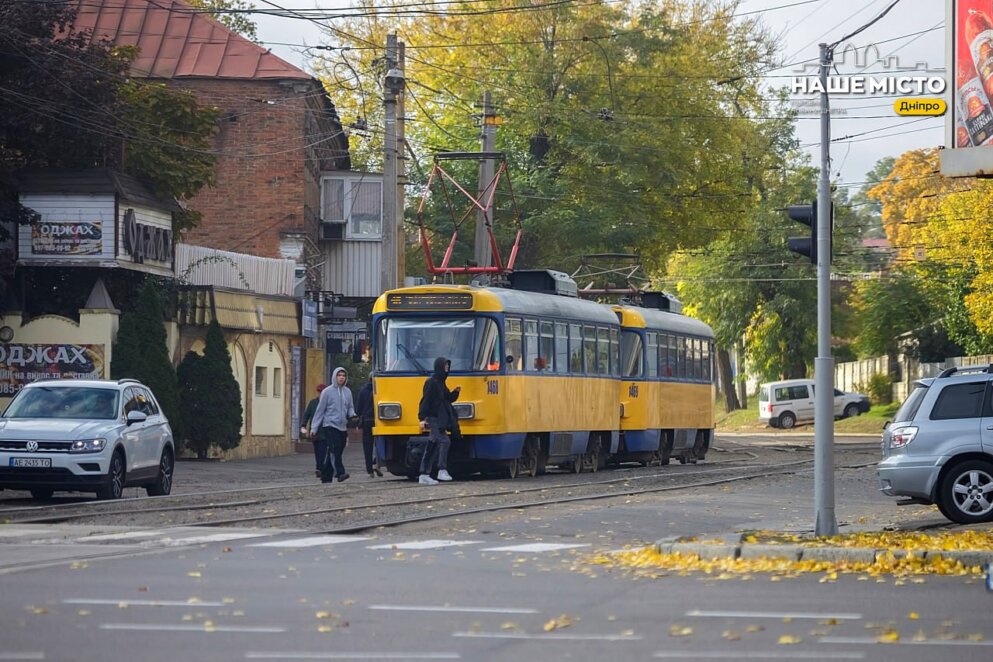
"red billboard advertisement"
955,0,993,147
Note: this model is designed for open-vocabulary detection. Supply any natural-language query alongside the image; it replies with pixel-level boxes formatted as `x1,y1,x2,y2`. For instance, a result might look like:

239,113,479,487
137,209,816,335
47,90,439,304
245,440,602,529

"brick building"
72,0,351,286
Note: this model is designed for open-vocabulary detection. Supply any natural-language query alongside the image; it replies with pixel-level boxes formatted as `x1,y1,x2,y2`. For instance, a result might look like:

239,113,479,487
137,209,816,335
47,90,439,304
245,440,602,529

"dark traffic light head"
787,201,817,264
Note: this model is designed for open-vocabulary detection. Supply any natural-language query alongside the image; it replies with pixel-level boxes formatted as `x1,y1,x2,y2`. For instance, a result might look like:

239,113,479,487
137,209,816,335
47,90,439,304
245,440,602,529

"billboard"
944,0,993,176
0,344,105,397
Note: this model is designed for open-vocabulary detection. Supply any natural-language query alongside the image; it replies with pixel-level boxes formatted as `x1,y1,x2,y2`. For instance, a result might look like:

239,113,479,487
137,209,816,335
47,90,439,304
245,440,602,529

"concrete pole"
396,41,407,288
381,33,398,295
814,42,837,537
474,92,496,272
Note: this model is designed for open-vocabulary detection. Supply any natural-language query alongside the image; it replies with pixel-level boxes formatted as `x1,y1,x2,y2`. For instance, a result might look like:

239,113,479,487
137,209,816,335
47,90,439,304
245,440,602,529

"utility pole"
474,92,497,273
814,42,837,537
396,41,407,287
381,33,400,294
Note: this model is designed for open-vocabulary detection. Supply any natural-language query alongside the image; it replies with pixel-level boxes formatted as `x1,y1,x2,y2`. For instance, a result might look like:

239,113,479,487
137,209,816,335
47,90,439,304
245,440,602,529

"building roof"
72,0,311,80
16,169,182,212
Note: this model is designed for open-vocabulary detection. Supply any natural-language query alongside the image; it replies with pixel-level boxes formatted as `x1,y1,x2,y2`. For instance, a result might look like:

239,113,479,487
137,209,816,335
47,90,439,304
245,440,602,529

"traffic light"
786,202,816,264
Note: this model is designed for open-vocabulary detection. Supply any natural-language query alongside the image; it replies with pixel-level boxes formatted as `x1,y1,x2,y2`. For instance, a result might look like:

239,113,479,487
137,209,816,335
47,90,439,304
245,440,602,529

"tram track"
0,451,766,524
4,457,880,532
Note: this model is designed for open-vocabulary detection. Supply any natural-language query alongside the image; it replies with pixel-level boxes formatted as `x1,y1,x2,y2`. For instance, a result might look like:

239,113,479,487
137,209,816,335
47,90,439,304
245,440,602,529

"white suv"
759,379,870,429
0,379,175,500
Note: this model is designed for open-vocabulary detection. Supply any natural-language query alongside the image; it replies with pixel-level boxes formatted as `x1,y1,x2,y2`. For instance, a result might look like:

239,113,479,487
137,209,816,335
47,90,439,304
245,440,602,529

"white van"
758,379,870,429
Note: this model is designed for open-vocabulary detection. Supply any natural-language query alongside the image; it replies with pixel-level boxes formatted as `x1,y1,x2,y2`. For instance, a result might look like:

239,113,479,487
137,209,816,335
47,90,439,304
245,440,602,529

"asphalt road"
1,433,990,661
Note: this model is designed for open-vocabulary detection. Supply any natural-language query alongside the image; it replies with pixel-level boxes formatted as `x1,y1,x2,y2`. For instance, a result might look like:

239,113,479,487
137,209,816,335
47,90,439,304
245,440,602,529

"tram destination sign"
386,292,474,311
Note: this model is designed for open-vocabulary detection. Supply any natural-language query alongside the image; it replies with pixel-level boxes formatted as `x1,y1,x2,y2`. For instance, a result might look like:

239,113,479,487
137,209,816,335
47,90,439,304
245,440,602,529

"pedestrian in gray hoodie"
313,367,356,483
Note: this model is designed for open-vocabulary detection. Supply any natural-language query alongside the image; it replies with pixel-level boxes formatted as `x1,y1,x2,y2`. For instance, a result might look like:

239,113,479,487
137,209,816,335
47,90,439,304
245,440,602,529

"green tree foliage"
672,161,817,383
177,320,242,458
0,1,218,235
850,271,930,358
186,0,259,42
317,0,785,274
111,282,183,438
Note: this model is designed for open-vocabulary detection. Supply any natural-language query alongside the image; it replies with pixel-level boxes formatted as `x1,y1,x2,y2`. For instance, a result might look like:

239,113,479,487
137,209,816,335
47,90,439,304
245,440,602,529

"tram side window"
583,325,598,374
555,323,569,374
524,319,540,372
620,330,644,378
646,332,658,378
539,321,555,372
569,323,583,373
609,328,620,377
702,341,712,382
596,327,610,375
505,318,523,372
677,336,687,379
689,338,698,380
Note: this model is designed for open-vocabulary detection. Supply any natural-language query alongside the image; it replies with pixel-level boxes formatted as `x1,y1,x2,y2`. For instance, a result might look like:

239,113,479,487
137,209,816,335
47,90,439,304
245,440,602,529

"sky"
249,0,946,190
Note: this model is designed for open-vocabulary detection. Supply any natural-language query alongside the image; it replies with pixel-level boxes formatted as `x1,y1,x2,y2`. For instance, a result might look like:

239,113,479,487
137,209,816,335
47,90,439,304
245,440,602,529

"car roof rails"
117,378,140,385
936,365,993,378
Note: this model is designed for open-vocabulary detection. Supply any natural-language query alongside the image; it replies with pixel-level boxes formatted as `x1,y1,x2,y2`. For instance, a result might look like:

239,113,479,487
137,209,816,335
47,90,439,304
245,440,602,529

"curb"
654,541,993,566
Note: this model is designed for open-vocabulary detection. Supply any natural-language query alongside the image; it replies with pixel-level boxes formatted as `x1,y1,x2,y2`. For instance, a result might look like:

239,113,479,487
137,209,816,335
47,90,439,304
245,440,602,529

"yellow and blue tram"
370,274,715,477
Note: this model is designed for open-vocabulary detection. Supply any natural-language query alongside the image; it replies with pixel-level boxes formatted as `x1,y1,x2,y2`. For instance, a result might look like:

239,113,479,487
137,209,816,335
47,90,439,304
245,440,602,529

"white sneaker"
437,469,453,482
419,474,439,485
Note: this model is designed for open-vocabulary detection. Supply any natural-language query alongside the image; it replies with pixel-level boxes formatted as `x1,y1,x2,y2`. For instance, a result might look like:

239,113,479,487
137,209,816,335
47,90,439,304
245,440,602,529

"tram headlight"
378,403,402,420
452,402,475,420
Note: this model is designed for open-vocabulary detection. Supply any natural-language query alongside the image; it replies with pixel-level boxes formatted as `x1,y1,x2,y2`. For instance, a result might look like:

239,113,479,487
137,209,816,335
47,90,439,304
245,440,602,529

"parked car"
758,379,870,429
0,379,174,500
878,365,993,524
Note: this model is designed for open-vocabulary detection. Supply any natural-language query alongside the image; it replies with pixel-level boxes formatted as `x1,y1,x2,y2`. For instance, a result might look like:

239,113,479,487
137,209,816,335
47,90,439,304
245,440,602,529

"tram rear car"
615,304,716,466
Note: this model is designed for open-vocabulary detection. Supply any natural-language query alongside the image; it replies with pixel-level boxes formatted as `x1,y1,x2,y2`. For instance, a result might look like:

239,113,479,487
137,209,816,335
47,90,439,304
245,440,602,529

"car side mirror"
126,410,148,426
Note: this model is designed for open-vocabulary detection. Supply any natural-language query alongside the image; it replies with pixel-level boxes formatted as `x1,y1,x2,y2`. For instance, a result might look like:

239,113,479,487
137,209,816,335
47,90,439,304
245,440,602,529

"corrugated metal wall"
321,240,382,298
176,243,295,296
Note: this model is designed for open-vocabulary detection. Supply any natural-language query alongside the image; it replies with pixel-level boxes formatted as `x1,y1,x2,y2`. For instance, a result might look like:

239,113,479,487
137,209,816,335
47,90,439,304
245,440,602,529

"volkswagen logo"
25,440,38,452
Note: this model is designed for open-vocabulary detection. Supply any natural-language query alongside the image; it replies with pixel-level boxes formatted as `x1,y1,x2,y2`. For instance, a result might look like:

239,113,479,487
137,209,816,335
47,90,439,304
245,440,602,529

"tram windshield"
375,316,501,373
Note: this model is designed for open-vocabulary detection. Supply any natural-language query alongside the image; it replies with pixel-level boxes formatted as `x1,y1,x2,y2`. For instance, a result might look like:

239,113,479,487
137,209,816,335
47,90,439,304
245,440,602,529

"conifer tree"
178,320,242,458
111,282,183,438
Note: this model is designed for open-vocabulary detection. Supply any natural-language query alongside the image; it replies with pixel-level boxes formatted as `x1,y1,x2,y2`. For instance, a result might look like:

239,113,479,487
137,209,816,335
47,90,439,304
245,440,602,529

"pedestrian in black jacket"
356,378,381,477
417,356,460,484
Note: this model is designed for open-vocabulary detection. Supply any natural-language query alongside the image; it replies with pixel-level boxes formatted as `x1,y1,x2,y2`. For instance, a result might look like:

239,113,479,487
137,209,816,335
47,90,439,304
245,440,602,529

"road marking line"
245,653,461,660
79,530,167,542
162,533,271,546
366,540,482,550
820,636,993,647
64,598,230,608
654,653,864,660
100,623,284,633
248,535,371,548
0,528,54,538
452,631,640,641
0,654,45,660
687,609,863,620
479,543,590,553
369,605,539,614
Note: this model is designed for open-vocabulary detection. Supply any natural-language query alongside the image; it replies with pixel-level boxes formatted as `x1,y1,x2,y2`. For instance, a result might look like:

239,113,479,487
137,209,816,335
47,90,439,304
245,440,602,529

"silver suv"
878,366,993,524
0,379,175,500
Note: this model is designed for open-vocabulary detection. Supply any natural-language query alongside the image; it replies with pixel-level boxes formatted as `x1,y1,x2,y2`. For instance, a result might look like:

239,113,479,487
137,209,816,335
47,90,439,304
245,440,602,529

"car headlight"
70,438,107,454
378,403,402,420
452,402,475,420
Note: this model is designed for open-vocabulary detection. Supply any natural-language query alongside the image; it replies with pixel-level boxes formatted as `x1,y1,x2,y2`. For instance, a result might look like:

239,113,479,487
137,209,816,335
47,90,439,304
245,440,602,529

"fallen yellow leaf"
777,635,801,645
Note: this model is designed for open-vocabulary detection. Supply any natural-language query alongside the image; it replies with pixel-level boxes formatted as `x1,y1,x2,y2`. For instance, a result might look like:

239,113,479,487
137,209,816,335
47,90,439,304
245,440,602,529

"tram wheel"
502,458,520,479
521,436,540,478
583,441,600,473
571,454,583,473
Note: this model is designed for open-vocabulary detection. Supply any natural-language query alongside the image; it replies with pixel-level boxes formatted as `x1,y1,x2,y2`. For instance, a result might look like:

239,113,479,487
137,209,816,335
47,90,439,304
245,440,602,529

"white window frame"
320,174,383,241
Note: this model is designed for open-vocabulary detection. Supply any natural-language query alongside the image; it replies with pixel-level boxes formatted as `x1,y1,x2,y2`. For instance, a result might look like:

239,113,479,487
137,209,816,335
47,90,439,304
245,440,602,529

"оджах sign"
0,344,105,396
31,221,103,256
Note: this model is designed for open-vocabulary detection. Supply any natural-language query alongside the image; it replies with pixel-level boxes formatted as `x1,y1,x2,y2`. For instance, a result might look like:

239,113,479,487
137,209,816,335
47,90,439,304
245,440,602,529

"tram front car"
371,286,503,477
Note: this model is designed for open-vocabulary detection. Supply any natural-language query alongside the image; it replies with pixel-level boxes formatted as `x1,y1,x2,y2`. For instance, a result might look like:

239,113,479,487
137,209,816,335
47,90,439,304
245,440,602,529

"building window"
272,367,282,398
321,176,383,240
255,366,267,396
